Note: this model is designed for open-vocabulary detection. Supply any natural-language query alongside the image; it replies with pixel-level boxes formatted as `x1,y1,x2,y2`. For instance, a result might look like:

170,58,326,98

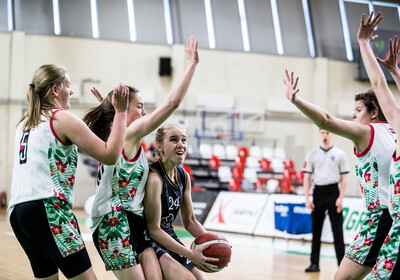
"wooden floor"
0,209,339,280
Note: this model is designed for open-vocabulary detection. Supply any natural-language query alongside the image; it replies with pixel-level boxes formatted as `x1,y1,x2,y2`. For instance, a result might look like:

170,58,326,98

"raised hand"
111,83,129,113
377,36,400,73
185,36,199,65
357,11,382,43
283,70,299,102
91,87,104,102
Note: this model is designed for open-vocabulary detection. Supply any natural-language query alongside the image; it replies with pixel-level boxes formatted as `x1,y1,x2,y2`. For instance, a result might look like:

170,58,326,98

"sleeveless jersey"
149,160,187,234
91,147,149,232
354,122,396,212
8,110,78,215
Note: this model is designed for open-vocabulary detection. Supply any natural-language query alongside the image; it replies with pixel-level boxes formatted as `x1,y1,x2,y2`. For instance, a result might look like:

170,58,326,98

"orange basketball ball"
190,232,232,272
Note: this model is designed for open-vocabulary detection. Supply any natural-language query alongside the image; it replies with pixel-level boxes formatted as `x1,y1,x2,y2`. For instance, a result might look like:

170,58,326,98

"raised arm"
126,36,199,143
357,11,400,126
54,84,129,165
377,36,400,89
283,70,368,148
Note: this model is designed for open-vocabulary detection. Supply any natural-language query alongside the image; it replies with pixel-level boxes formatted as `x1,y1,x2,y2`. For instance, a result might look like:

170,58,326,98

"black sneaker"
305,264,320,272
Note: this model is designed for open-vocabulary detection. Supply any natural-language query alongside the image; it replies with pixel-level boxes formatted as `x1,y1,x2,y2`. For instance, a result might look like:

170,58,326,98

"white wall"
2,31,400,205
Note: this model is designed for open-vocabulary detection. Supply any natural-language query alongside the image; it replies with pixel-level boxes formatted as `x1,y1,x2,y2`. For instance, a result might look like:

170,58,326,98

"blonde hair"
19,64,67,132
154,123,187,160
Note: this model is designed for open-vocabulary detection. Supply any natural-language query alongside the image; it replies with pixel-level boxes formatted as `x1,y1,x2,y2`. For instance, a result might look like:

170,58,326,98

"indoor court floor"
0,209,338,280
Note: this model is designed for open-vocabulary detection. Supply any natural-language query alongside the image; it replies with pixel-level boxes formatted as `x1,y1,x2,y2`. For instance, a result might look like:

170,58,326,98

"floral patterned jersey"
354,122,396,213
389,153,400,218
91,147,149,233
8,110,78,216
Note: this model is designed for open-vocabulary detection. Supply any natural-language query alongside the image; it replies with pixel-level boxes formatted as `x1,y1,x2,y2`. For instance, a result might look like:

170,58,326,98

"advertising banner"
203,191,269,234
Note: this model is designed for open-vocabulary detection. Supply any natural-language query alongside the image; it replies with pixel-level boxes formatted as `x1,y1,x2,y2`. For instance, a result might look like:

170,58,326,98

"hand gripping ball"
190,232,232,272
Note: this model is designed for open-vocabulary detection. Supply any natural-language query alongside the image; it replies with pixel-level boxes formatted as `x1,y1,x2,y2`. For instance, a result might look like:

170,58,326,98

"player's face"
353,100,373,125
127,92,146,125
57,74,74,110
160,127,187,165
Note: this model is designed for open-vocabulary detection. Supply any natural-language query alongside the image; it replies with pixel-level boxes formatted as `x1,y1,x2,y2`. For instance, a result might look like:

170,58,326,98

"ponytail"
19,64,66,132
83,91,115,141
83,86,139,141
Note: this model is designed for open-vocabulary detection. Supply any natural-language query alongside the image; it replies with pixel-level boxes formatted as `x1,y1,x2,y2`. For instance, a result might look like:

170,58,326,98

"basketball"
190,232,232,272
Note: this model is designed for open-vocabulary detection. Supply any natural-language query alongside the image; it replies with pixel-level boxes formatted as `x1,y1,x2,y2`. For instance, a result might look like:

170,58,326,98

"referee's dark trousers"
311,183,345,266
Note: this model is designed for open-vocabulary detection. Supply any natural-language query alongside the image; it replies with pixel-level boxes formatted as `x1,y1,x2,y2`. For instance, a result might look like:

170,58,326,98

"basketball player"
84,36,200,280
8,64,129,279
144,123,218,280
357,11,400,279
283,66,395,279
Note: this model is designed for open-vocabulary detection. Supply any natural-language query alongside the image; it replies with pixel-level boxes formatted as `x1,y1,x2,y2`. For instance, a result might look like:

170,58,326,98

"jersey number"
19,131,30,164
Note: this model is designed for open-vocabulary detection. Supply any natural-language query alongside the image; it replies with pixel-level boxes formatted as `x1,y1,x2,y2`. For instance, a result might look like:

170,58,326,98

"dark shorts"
152,228,195,271
345,208,393,268
9,199,91,278
92,210,153,271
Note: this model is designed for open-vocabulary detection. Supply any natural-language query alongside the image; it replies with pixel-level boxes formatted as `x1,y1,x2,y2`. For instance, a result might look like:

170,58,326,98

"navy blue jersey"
149,160,187,234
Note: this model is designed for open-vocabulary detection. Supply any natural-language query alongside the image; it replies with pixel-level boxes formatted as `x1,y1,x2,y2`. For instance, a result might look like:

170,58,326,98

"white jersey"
8,111,78,216
354,122,396,210
90,147,149,233
303,146,350,186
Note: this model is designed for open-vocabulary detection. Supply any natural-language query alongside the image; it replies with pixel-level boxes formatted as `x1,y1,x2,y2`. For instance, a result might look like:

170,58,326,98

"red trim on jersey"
50,109,72,146
354,124,374,158
393,150,400,162
122,146,142,162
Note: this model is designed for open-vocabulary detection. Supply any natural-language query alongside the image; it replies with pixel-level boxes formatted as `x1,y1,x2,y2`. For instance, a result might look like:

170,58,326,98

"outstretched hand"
283,70,299,102
185,36,199,65
377,36,400,72
91,87,104,102
357,11,382,43
111,83,129,113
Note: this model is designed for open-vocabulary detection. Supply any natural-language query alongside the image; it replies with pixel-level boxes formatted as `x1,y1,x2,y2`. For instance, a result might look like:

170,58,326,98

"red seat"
228,179,241,192
209,156,221,170
234,156,246,169
182,164,194,180
281,169,292,194
293,170,304,185
260,158,272,172
232,167,244,181
238,146,249,159
283,159,295,171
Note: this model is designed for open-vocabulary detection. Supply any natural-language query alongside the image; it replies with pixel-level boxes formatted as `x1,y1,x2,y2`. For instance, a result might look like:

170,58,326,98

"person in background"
8,64,128,280
357,11,400,279
144,123,218,280
84,36,200,279
303,129,349,272
283,68,395,279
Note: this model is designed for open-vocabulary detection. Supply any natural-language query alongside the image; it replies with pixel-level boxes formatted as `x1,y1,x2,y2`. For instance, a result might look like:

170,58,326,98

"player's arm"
144,172,214,271
125,36,199,144
358,12,400,128
52,85,128,165
284,70,371,152
180,172,207,237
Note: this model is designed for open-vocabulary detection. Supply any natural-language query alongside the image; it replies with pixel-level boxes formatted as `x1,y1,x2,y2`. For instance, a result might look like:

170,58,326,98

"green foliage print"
97,210,137,270
355,155,380,212
48,139,78,204
43,198,84,257
110,157,146,210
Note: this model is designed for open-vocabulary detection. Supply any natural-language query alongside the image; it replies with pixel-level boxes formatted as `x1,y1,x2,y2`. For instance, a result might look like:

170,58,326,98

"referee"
303,129,350,272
